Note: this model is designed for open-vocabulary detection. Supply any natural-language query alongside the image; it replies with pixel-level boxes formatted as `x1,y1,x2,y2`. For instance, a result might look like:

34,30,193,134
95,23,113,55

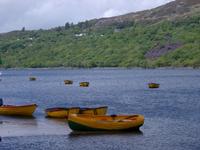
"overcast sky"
0,0,174,33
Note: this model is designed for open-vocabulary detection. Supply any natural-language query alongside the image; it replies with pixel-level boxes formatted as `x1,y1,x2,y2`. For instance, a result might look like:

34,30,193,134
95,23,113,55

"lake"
0,68,200,150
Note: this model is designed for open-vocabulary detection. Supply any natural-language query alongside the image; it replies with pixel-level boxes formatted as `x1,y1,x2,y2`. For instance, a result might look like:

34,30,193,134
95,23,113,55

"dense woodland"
0,0,200,68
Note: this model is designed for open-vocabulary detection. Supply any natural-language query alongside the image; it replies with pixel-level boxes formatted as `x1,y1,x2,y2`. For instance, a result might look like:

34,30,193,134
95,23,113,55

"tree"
0,56,2,65
70,23,74,28
21,27,25,32
65,22,70,30
115,21,134,29
77,21,90,29
55,26,62,32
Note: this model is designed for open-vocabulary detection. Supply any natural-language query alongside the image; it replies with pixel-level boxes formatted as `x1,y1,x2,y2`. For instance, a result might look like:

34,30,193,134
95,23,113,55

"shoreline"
0,66,199,71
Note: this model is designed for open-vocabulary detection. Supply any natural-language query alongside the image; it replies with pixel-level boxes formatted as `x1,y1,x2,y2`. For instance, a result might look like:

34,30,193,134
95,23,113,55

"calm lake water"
0,68,200,150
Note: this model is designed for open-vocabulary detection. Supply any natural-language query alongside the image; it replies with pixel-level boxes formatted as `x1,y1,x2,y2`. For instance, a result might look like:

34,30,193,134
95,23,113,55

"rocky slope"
93,0,200,28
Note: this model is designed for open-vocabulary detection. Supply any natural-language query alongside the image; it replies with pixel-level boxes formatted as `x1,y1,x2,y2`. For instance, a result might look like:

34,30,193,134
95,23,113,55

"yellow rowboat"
148,83,160,88
79,82,89,87
45,107,80,118
64,80,73,85
45,106,108,118
0,104,37,116
68,114,144,131
79,106,108,115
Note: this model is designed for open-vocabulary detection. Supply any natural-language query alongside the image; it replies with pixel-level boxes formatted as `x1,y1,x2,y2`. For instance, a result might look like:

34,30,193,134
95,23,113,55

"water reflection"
68,130,143,138
0,116,38,137
0,116,37,125
0,115,72,137
44,117,67,125
0,69,200,149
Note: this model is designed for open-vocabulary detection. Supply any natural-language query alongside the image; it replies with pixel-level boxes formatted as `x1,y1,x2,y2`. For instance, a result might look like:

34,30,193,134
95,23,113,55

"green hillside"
0,0,200,68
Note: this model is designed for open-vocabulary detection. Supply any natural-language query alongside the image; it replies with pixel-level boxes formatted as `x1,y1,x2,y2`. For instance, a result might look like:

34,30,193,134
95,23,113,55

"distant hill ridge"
92,0,200,28
0,0,200,68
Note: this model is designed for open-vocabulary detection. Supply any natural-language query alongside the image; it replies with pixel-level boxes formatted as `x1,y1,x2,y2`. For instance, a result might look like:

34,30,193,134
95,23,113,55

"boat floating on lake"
79,107,107,115
148,83,160,88
29,77,37,81
64,80,73,85
79,82,89,87
0,104,37,116
68,114,144,131
45,107,80,118
45,106,108,118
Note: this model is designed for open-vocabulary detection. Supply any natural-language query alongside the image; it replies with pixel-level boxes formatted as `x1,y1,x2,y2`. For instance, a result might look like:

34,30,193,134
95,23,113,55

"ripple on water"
0,68,200,150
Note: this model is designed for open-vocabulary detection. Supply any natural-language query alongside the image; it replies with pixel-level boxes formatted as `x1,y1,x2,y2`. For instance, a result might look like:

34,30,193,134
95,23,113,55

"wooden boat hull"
29,77,36,81
68,114,144,131
79,106,107,115
0,104,37,116
79,82,89,87
64,80,73,84
148,83,160,88
45,106,108,118
45,107,80,118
